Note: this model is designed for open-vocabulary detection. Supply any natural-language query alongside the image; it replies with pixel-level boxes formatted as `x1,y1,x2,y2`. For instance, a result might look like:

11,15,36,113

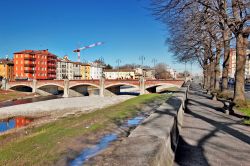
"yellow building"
80,63,91,80
0,59,14,81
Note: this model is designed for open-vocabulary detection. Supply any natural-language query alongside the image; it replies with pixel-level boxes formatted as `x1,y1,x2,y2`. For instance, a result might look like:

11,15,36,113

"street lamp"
116,59,121,79
152,58,157,78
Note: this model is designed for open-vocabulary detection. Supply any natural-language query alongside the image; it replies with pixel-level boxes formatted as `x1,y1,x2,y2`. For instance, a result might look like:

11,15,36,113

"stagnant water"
0,95,61,108
69,134,118,166
70,116,146,166
0,117,34,133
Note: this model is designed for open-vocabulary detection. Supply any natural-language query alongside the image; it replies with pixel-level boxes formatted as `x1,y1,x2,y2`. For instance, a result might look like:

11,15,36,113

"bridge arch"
9,84,33,92
69,83,100,89
9,84,33,89
69,83,101,97
145,83,180,93
145,83,180,90
105,83,139,89
37,83,64,89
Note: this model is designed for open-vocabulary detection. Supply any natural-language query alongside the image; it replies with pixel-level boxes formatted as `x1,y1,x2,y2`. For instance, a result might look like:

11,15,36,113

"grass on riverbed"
237,100,250,125
0,94,170,166
0,90,34,102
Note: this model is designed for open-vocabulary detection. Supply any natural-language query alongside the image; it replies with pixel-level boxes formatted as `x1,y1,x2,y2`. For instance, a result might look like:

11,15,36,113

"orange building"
0,58,14,81
13,50,57,80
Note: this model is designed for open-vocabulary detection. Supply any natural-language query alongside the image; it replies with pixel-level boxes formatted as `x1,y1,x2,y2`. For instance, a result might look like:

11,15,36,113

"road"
228,84,250,99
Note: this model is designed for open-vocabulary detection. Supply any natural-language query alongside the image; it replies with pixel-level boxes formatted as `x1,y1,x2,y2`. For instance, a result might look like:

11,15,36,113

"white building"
72,62,82,80
167,67,176,79
229,48,250,78
104,69,135,79
90,63,103,79
56,56,73,80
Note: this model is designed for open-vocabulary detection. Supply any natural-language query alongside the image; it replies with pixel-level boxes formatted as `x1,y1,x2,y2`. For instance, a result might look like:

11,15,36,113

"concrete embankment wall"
99,85,189,166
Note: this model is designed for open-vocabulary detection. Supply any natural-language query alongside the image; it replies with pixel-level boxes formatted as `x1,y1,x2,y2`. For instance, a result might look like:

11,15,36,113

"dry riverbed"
0,94,170,166
0,95,134,119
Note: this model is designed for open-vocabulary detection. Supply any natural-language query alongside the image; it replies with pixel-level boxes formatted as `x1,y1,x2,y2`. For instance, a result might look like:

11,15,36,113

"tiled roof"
14,49,57,57
0,58,14,65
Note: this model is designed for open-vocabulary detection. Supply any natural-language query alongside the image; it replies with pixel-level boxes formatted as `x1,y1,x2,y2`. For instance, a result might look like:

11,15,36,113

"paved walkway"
175,83,250,166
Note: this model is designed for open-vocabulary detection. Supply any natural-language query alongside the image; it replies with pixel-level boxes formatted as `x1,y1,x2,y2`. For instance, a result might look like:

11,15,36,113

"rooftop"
14,49,57,57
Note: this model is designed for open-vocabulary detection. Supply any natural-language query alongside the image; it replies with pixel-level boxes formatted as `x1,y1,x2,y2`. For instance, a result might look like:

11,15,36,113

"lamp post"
116,59,121,79
152,58,157,78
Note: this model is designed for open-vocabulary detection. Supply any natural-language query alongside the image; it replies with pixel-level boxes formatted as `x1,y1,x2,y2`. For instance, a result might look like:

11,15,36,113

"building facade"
73,62,82,80
90,63,103,79
13,50,57,80
80,63,91,80
229,48,250,78
104,69,135,79
0,59,14,81
56,56,73,80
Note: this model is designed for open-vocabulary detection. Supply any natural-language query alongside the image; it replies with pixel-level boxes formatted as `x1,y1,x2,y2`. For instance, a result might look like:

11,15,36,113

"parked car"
228,78,235,85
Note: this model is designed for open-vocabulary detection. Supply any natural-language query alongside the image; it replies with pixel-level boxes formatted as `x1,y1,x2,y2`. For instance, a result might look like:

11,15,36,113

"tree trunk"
206,63,211,91
210,58,215,91
203,68,207,89
233,33,248,102
215,42,222,91
222,29,231,92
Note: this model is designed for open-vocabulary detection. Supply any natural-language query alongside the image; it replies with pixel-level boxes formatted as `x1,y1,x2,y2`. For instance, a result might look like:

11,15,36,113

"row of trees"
152,0,249,103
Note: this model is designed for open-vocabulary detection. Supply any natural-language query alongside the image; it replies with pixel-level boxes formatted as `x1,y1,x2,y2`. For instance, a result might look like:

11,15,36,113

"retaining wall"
96,85,189,165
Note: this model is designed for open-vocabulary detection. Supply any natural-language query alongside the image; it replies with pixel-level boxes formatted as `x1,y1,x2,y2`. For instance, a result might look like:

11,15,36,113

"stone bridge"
2,78,184,97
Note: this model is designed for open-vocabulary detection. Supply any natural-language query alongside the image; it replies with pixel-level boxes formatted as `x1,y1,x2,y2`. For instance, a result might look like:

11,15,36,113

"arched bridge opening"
145,83,180,94
69,84,100,97
105,83,140,96
37,84,64,96
9,85,32,92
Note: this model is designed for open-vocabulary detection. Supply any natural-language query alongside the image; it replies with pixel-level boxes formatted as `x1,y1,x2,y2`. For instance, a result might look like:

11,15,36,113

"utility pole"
139,56,145,68
152,58,157,78
116,59,121,79
152,58,157,68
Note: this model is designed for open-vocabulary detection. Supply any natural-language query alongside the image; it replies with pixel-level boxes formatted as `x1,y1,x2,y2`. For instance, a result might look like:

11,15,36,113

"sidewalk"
175,83,250,166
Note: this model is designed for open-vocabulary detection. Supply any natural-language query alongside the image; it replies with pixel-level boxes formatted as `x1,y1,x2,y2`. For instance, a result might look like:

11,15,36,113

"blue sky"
0,0,197,72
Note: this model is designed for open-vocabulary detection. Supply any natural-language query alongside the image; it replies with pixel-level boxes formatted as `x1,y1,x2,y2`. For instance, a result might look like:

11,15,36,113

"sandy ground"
0,95,134,119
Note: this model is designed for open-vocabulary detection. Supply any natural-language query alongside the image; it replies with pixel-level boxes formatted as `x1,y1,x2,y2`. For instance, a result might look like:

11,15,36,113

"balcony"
24,70,35,73
74,74,82,77
24,57,36,61
47,59,56,62
48,70,56,74
24,64,36,67
48,63,56,66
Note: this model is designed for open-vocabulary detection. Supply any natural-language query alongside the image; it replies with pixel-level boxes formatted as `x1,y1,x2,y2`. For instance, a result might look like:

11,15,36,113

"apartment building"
90,62,103,79
229,48,250,78
0,59,14,81
13,50,57,80
104,69,135,79
56,56,73,80
73,62,82,80
80,63,91,80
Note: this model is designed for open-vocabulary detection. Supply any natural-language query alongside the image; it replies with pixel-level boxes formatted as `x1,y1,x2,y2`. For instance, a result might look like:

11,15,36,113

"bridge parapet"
4,79,184,96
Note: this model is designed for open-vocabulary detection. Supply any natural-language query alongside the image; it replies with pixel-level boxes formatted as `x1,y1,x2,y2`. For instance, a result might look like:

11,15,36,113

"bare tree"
155,63,172,79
